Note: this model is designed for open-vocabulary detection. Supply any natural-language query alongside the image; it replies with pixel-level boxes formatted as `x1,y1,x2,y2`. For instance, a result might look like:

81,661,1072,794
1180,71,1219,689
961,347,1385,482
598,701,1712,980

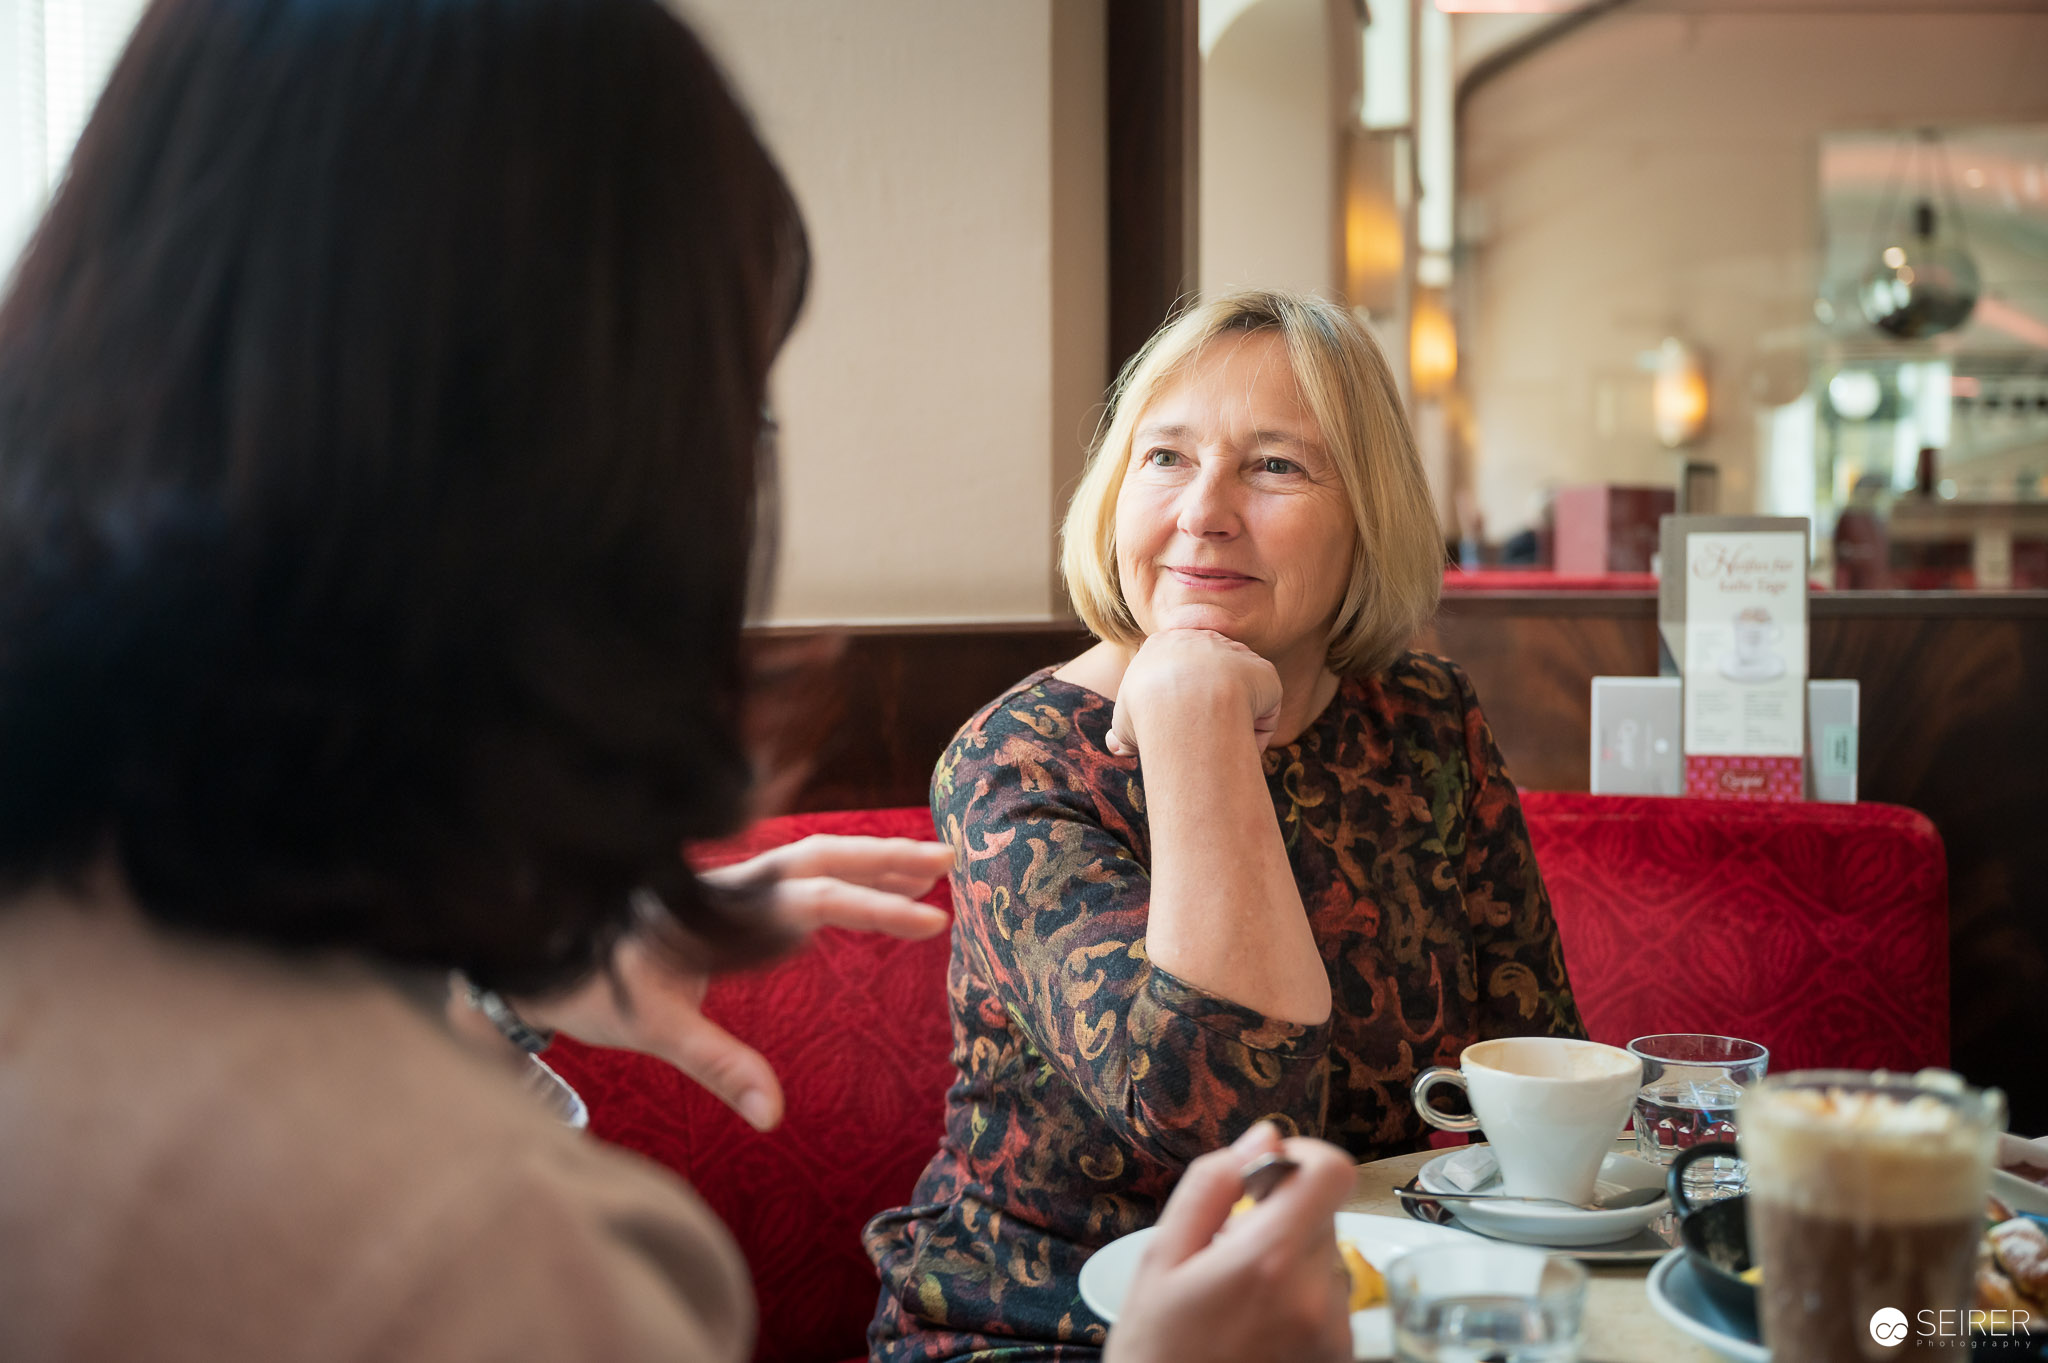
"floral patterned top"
865,651,1583,1361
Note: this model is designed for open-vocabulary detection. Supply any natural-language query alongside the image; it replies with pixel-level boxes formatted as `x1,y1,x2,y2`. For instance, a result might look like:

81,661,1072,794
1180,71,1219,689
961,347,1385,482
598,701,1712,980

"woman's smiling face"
1113,329,1357,669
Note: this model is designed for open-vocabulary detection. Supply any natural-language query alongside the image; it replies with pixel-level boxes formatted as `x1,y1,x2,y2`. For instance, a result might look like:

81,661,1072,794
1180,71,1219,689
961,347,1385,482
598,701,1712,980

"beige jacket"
0,891,752,1363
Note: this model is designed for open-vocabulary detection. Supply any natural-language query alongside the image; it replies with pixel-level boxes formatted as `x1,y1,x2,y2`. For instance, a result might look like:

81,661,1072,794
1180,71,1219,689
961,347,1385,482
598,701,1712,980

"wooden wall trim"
758,591,2048,633
1808,590,2048,620
1438,589,2048,620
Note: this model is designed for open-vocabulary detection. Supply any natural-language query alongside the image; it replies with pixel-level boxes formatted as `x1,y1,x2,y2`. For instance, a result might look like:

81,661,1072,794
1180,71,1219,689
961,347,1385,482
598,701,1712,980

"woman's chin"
1151,606,1258,642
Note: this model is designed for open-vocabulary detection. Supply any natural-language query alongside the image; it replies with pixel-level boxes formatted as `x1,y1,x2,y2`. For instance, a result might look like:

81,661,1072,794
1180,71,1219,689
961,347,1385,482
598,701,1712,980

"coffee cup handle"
1666,1139,1740,1217
1411,1066,1481,1133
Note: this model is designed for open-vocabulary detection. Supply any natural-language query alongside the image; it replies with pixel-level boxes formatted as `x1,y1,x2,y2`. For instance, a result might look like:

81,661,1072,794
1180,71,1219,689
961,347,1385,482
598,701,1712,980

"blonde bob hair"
1060,290,1442,677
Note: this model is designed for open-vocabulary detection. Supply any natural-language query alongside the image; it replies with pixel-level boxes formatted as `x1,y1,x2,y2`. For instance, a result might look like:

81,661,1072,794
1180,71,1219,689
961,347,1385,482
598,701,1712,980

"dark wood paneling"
1106,0,1199,381
757,596,2048,1132
758,624,1092,818
1805,611,2048,1134
1419,601,1658,792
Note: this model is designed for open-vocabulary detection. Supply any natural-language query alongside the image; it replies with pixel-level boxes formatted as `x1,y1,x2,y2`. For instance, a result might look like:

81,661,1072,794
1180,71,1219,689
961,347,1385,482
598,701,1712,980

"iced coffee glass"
1739,1070,2004,1363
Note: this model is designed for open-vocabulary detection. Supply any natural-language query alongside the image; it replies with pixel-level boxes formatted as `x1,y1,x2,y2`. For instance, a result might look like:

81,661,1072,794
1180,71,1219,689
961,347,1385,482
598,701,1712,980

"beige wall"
1459,11,2048,540
1200,0,1339,299
684,1,1105,624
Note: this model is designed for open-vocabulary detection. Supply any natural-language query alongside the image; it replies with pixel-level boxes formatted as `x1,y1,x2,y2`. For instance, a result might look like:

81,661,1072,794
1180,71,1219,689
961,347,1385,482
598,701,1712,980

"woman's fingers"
1143,1123,1282,1270
1112,626,1286,756
763,876,950,938
1107,1129,1356,1363
653,1007,786,1132
1105,708,1138,757
515,839,952,1134
508,945,786,1130
696,839,953,934
602,940,788,1129
1226,1137,1356,1261
705,835,952,895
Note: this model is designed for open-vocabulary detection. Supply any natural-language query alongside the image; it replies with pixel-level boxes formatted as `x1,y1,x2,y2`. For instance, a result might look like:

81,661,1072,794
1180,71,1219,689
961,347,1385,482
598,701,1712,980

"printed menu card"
1657,516,1810,801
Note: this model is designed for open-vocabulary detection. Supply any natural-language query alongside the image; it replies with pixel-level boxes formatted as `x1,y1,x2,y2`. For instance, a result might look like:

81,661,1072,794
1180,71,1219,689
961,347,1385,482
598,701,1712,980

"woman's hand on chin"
1105,628,1282,758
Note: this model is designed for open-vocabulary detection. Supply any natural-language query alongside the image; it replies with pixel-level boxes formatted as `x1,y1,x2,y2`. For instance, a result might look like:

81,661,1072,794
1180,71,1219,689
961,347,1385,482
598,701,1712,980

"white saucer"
1079,1211,1475,1359
1415,1149,1670,1247
1646,1250,1767,1363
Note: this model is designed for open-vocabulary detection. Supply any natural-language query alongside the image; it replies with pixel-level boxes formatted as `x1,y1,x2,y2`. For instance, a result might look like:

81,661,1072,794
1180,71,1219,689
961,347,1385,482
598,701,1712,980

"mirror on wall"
1775,125,2048,586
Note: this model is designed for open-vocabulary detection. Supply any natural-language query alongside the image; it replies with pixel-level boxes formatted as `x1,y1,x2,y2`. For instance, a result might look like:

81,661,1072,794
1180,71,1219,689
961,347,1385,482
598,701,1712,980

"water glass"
1626,1033,1768,1202
1386,1244,1587,1363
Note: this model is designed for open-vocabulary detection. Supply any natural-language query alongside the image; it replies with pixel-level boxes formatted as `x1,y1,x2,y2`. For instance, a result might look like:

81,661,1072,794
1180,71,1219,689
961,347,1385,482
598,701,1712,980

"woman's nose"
1176,463,1240,539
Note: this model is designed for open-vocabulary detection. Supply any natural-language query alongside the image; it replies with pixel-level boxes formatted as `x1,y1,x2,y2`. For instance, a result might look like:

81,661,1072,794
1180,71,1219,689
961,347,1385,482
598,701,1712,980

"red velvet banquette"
545,794,1948,1363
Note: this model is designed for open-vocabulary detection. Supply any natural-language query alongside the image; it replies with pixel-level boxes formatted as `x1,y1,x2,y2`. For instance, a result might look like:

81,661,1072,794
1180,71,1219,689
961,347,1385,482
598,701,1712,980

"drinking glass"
1740,1069,2004,1363
1385,1244,1586,1363
1626,1033,1767,1202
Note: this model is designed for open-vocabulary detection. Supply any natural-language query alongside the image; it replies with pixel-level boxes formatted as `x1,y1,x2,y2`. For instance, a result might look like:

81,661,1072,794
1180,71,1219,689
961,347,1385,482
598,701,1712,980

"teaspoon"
1393,1183,1666,1213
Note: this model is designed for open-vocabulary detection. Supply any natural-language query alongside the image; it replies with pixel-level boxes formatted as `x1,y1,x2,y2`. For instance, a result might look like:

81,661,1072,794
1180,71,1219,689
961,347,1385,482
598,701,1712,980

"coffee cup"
1411,1038,1642,1204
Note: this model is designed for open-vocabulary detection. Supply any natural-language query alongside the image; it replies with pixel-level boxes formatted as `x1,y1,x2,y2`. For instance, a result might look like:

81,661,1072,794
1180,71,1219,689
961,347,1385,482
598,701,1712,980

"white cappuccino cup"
1412,1038,1642,1203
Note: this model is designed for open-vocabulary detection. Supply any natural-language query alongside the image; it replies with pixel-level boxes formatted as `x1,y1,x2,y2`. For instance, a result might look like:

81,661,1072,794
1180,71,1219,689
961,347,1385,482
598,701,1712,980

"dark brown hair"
0,0,809,993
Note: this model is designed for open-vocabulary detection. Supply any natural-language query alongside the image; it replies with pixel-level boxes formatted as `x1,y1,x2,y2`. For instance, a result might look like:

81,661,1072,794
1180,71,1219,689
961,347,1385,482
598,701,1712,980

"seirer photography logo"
1869,1305,2035,1350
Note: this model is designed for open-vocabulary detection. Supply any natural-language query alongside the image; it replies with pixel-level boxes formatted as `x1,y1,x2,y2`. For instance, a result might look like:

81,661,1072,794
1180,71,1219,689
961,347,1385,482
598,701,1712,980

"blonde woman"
865,292,1586,1361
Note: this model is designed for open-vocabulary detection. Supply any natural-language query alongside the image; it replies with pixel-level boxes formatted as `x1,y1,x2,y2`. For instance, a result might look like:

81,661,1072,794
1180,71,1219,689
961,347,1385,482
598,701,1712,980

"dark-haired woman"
0,0,1362,1359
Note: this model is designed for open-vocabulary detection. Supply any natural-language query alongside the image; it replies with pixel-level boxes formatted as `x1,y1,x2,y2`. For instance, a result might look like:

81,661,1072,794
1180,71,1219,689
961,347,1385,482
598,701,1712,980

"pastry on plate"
1974,1198,2047,1316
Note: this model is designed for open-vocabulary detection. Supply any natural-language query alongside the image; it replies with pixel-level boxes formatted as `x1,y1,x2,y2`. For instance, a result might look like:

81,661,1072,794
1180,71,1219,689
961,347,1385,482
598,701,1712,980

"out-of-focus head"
0,0,808,992
1060,291,1441,676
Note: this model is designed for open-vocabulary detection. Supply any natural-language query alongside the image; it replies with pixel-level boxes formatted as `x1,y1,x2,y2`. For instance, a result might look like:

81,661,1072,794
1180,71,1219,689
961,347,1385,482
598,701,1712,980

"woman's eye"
1144,448,1182,467
1260,456,1300,475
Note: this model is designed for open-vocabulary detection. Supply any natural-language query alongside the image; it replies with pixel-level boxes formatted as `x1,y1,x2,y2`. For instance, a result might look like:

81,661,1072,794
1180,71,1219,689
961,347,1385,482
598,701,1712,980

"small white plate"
1646,1249,1768,1363
1994,1133,2048,1216
1415,1149,1669,1247
1079,1211,1476,1359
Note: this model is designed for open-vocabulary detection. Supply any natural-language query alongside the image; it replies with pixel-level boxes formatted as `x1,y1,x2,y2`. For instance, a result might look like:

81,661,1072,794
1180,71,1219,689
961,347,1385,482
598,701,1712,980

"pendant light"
1857,129,1980,340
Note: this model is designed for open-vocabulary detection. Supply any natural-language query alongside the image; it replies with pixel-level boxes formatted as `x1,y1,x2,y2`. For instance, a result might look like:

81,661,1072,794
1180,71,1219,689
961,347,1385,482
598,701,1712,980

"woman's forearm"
1140,691,1332,1027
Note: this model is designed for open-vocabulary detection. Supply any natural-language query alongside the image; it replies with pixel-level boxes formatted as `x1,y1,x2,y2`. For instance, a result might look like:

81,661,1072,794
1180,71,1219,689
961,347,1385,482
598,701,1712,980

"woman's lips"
1165,566,1257,591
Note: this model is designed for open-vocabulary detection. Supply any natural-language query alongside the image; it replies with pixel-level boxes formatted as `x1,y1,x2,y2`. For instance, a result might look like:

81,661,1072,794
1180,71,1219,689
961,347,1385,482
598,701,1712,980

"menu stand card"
1658,516,1810,802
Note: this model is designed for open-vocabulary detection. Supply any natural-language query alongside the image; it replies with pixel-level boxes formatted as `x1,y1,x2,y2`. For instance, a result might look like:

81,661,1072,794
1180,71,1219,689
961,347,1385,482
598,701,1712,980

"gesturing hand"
1105,1123,1356,1363
513,835,952,1131
1104,628,1283,758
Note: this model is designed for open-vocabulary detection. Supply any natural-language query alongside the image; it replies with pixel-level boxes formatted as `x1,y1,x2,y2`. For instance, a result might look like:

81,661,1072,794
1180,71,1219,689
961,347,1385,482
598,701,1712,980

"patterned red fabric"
544,808,956,1363
1524,792,1949,1072
544,796,1948,1363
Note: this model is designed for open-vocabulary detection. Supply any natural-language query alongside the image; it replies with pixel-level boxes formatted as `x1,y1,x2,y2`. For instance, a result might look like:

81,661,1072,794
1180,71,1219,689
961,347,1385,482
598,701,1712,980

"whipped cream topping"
1741,1078,2001,1223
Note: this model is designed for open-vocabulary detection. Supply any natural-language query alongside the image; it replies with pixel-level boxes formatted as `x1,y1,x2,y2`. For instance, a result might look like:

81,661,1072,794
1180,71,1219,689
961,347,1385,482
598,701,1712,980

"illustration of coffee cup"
1722,608,1785,680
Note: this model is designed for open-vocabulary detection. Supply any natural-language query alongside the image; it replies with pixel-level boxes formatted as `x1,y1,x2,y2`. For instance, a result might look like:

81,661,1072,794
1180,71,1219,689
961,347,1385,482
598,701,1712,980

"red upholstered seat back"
543,796,1949,1363
1523,791,1948,1070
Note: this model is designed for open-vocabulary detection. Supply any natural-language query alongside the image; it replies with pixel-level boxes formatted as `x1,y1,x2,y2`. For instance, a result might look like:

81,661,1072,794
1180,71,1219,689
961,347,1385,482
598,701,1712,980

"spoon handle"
1393,1185,1595,1212
1239,1152,1300,1203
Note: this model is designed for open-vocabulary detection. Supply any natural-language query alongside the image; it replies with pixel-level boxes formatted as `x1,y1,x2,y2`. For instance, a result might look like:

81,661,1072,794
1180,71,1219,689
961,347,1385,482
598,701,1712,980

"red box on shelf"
1553,485,1676,575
